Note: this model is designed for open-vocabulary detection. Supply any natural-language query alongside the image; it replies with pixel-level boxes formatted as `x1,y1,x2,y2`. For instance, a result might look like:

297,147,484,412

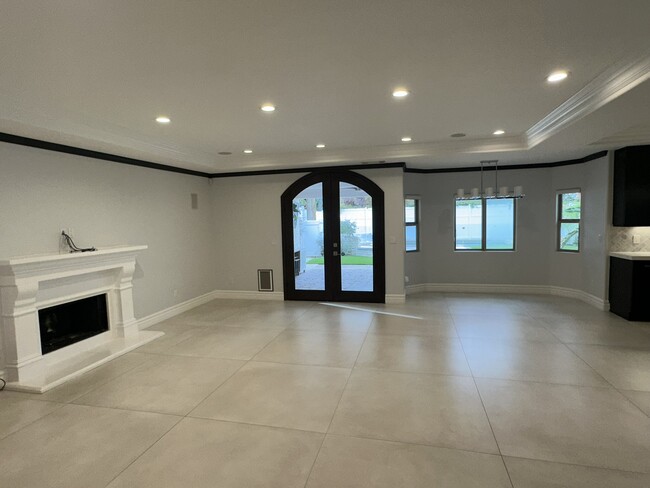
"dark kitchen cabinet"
609,257,650,321
613,145,650,227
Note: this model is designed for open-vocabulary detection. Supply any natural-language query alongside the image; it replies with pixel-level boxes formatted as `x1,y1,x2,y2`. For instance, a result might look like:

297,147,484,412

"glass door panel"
339,182,373,292
293,183,325,291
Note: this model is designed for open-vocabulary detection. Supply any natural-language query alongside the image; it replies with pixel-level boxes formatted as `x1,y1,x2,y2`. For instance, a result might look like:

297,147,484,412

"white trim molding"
406,283,609,311
527,53,650,148
385,294,406,304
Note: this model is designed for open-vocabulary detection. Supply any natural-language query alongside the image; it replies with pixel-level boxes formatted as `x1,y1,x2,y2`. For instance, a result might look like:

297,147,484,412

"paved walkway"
295,264,373,291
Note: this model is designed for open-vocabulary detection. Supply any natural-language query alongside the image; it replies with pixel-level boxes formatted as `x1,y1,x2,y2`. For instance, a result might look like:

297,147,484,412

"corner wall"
0,142,218,318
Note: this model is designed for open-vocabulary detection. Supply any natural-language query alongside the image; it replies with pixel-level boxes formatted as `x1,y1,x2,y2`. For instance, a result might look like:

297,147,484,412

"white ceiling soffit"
1,1,650,173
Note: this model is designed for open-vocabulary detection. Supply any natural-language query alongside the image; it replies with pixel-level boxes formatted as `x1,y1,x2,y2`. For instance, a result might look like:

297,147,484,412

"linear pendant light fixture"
454,160,525,200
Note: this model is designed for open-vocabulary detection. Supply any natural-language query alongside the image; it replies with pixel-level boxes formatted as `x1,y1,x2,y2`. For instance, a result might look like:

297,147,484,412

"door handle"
333,251,339,257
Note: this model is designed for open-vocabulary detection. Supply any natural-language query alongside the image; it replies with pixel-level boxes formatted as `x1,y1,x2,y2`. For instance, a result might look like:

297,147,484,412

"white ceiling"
1,0,650,174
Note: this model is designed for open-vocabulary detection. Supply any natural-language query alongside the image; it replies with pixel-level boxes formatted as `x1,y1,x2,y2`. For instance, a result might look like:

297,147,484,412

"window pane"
405,225,418,251
455,200,482,250
560,222,580,251
486,198,515,250
293,183,325,290
561,192,581,220
340,182,373,292
405,199,416,223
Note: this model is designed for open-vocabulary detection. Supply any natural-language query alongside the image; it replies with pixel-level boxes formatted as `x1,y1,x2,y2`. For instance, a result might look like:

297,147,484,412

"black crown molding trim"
404,150,609,174
208,162,406,178
0,132,212,178
1,131,609,179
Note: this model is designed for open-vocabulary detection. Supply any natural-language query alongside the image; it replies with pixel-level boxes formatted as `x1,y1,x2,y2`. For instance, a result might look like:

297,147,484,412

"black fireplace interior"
38,294,109,354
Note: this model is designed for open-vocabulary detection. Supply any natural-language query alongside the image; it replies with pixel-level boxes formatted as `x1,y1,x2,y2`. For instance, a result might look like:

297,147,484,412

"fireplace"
39,294,109,354
0,245,163,392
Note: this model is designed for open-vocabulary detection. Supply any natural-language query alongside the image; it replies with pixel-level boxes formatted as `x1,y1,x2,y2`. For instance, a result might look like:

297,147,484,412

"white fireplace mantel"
0,246,162,392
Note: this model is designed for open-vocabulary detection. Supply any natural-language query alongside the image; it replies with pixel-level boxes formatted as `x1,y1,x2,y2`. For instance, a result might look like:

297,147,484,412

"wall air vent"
258,269,274,292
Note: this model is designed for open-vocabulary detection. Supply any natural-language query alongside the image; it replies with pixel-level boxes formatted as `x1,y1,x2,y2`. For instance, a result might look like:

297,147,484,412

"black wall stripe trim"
208,162,406,178
403,150,609,174
1,131,608,178
0,132,212,178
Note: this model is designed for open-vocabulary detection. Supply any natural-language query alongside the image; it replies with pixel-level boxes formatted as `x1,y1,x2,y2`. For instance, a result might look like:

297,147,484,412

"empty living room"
1,1,650,487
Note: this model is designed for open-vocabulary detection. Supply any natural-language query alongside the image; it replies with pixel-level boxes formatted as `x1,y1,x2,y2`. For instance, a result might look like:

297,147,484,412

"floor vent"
257,269,274,292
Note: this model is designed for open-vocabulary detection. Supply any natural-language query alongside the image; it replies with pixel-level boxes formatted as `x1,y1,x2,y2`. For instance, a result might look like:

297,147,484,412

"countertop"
609,251,650,261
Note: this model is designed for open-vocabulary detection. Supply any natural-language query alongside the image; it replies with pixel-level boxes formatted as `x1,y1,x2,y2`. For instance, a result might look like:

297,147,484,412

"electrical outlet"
173,289,178,297
404,276,410,283
633,234,641,244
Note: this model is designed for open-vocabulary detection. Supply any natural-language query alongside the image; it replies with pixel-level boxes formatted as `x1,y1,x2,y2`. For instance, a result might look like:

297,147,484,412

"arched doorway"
281,171,385,302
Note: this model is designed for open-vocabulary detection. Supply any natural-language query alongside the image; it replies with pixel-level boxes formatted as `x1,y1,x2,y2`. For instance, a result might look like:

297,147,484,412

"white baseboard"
138,290,223,329
138,289,285,330
385,294,406,304
405,283,608,311
210,290,285,301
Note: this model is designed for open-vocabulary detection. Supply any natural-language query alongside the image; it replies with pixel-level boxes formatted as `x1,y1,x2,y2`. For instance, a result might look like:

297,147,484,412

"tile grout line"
302,310,375,488
455,321,515,488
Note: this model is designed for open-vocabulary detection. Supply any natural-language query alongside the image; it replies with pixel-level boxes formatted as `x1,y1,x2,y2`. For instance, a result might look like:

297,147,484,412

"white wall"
0,142,217,318
404,155,610,301
210,167,405,297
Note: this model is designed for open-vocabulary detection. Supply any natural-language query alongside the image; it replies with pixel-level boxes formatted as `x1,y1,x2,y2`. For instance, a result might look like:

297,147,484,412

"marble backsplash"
609,226,650,252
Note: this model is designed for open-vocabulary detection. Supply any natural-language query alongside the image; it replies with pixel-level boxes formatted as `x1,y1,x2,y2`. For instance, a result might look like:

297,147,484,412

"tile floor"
2,293,650,487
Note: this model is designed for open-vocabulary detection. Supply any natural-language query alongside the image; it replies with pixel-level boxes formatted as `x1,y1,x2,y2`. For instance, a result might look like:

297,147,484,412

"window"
454,198,515,251
405,197,419,252
557,190,581,252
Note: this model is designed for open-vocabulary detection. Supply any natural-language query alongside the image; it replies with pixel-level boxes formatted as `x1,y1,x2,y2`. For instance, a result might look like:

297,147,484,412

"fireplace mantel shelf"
0,244,162,393
0,245,148,267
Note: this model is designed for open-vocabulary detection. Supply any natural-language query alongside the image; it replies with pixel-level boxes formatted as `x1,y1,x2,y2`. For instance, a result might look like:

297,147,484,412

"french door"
281,171,385,302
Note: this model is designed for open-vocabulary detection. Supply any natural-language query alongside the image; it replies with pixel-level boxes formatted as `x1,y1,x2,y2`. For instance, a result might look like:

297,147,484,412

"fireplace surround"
0,246,162,392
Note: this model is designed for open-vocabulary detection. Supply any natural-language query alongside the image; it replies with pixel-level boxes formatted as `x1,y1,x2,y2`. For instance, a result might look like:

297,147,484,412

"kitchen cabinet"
609,253,650,321
613,145,650,227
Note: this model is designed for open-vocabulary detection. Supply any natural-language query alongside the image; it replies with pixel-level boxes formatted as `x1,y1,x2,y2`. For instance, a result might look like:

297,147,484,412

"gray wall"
210,167,405,297
0,142,217,318
404,155,610,300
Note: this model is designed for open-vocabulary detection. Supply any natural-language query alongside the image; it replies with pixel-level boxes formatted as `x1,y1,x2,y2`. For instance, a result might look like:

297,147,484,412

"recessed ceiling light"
316,144,325,148
547,70,569,83
155,116,171,124
493,129,505,135
401,137,412,142
450,133,466,138
392,88,410,98
260,104,276,112
243,149,253,154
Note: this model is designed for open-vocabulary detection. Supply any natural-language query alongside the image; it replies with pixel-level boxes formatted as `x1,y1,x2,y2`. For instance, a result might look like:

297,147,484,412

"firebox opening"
38,294,109,354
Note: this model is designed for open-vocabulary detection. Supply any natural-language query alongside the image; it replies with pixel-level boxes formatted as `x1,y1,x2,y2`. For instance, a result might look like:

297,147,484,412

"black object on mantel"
61,231,96,253
609,257,650,321
612,145,650,227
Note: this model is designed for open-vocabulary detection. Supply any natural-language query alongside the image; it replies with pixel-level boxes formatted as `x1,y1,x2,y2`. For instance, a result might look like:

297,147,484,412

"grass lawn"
307,255,373,265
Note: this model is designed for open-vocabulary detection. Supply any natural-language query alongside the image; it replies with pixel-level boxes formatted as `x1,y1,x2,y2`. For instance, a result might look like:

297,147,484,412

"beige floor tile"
568,345,650,390
477,378,650,473
356,335,471,375
107,418,323,488
167,326,284,359
253,330,366,367
329,369,498,453
74,355,244,415
0,403,178,488
453,317,559,343
40,352,151,403
621,390,650,416
286,307,374,333
544,321,650,347
0,394,62,439
307,435,511,488
461,339,608,386
136,323,204,354
504,457,650,487
368,314,457,337
190,361,350,432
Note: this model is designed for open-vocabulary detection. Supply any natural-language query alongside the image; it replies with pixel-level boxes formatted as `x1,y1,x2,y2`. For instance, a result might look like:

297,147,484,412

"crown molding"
526,53,650,148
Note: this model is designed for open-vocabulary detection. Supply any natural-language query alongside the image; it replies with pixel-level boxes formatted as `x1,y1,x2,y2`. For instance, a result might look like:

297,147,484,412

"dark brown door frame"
281,170,385,303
